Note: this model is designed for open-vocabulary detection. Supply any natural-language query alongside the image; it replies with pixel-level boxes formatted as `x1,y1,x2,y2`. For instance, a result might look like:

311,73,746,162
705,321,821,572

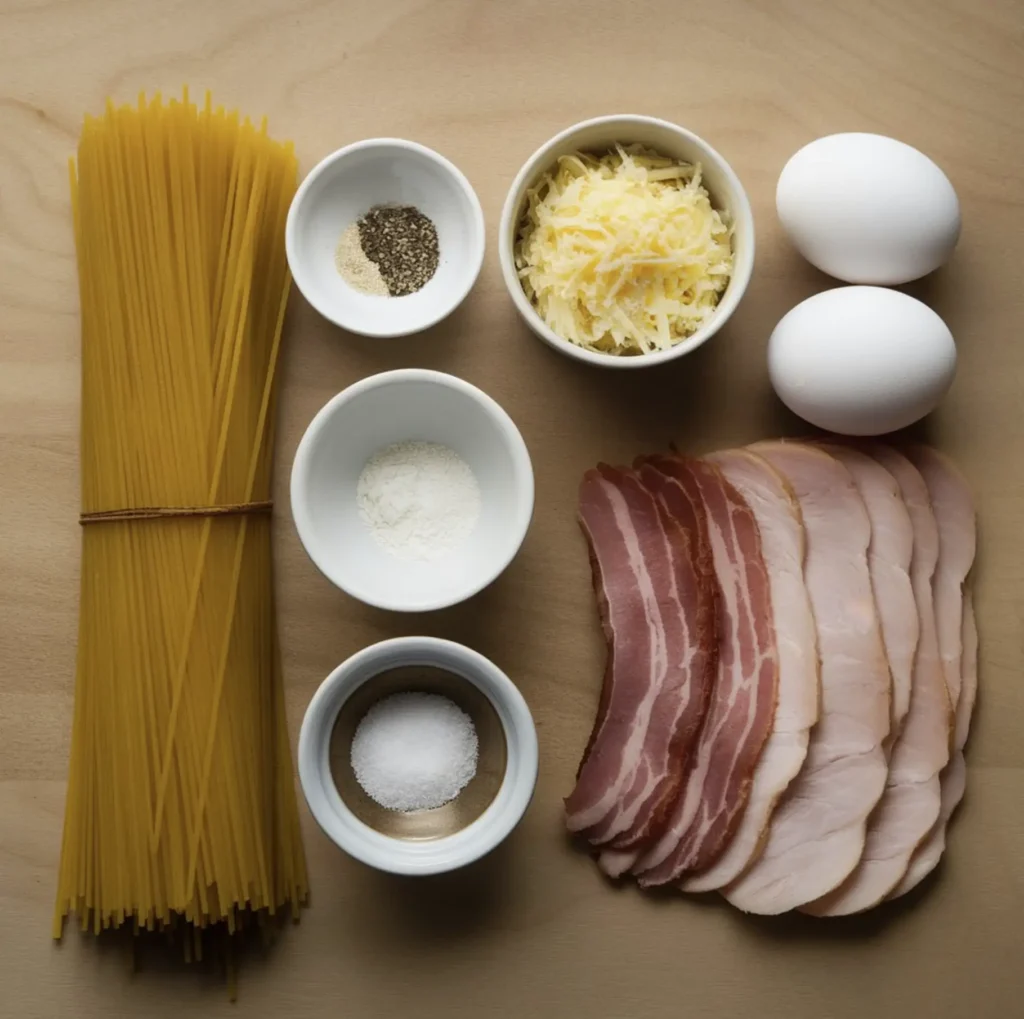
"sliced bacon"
805,446,950,915
564,464,716,849
582,458,718,850
681,449,819,893
723,442,890,914
593,459,723,877
627,456,778,886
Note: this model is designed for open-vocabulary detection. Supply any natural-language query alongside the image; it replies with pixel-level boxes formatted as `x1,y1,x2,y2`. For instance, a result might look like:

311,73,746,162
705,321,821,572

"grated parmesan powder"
350,692,479,812
356,440,481,562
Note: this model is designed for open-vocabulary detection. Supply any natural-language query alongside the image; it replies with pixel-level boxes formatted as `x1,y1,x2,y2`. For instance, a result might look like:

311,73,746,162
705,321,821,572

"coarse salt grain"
350,692,479,812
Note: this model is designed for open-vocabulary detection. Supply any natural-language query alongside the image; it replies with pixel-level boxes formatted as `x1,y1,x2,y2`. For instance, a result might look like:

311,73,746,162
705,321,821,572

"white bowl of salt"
298,636,538,875
290,368,534,612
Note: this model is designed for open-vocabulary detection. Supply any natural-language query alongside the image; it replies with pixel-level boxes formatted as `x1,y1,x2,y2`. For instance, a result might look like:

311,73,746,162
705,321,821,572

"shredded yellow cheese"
515,145,734,356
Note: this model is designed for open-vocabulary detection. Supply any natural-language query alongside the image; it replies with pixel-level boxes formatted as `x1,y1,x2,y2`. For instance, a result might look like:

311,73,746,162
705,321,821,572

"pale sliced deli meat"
889,452,977,899
955,587,979,755
904,445,977,714
723,442,891,914
805,445,951,915
564,465,717,849
681,450,819,893
628,455,779,887
820,443,918,742
889,748,966,900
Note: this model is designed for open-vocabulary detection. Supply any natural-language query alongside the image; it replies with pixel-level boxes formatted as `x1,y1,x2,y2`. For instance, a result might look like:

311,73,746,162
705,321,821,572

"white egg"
768,286,957,436
777,133,960,285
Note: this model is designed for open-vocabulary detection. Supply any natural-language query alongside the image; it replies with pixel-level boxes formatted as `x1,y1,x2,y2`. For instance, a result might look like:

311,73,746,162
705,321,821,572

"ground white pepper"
357,204,439,297
335,223,389,296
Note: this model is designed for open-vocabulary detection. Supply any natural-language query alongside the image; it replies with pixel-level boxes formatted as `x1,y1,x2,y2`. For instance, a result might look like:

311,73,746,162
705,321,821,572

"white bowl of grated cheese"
290,369,534,612
498,115,755,367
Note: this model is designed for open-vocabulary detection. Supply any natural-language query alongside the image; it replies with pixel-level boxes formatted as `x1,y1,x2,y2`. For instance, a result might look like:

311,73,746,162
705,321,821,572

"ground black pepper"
357,204,440,297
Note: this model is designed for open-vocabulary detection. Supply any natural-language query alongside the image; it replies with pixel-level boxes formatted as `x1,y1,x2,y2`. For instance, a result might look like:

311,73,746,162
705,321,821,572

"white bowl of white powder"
290,368,534,611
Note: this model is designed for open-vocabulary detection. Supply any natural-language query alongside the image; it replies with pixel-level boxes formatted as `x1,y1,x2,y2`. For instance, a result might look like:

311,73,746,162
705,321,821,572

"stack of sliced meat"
565,440,977,915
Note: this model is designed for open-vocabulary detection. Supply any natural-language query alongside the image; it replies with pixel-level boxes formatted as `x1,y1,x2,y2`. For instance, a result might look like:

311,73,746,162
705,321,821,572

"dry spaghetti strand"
55,89,308,957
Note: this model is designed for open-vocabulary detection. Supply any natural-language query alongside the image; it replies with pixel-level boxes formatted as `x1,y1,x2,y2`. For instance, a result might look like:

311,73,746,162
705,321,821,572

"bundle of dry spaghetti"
54,90,308,957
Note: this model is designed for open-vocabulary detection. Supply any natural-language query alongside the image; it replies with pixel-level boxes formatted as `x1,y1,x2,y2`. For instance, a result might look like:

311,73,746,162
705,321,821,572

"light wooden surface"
2,1,1023,1016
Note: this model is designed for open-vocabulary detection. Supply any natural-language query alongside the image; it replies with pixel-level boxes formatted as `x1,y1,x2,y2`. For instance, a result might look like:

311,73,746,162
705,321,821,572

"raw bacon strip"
564,465,716,848
592,457,712,871
631,456,778,887
583,458,718,849
594,457,727,874
889,451,977,900
564,466,679,835
723,442,890,914
681,450,819,893
805,446,951,915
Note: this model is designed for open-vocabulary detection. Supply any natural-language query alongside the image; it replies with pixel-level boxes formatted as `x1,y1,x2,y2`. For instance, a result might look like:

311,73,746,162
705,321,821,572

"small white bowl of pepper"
286,138,485,338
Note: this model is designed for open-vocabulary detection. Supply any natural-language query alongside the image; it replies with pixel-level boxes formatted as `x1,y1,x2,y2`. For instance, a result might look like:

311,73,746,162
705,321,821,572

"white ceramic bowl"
290,369,534,612
498,114,755,368
286,139,485,338
298,637,539,875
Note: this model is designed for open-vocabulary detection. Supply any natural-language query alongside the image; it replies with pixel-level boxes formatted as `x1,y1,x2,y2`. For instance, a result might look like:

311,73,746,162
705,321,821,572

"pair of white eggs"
768,133,960,436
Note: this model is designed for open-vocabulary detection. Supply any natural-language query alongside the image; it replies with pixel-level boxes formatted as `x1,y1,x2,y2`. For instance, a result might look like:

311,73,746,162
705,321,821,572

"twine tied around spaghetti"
79,501,273,525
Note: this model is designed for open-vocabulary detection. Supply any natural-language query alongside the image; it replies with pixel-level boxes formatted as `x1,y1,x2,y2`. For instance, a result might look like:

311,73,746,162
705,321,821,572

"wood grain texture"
1,0,1023,1016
